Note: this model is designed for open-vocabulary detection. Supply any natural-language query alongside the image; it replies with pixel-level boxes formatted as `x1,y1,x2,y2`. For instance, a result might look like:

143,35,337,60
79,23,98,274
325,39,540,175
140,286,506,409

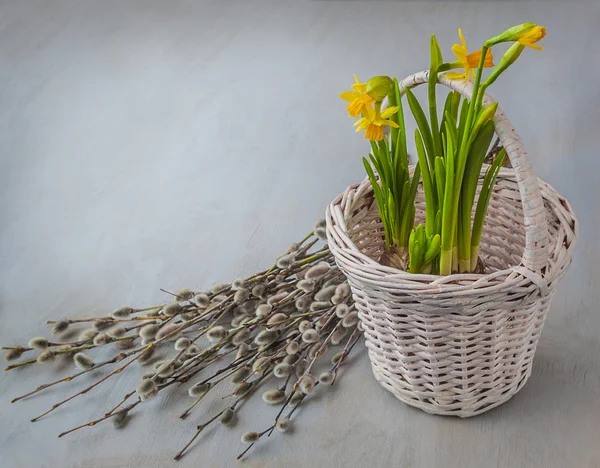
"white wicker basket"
326,71,578,417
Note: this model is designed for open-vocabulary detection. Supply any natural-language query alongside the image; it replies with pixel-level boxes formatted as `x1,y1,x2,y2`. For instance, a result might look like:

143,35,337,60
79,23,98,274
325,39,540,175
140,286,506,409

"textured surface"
1,1,599,467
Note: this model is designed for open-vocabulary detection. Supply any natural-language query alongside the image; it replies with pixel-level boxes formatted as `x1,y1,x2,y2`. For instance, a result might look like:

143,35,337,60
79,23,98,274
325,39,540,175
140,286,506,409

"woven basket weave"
326,71,578,417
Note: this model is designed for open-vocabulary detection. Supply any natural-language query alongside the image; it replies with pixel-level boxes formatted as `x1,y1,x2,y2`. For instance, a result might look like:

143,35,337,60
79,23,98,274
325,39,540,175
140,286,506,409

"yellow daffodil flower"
445,29,494,81
340,75,375,118
517,25,546,50
354,104,399,141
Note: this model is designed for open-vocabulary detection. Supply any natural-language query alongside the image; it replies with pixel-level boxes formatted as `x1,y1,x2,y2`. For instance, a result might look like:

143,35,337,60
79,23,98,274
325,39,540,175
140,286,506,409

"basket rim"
325,168,577,296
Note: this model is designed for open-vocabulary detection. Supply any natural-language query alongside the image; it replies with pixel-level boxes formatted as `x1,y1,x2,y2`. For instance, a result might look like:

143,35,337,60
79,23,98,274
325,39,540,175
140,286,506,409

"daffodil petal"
340,91,359,102
458,28,467,50
444,71,467,80
380,106,399,119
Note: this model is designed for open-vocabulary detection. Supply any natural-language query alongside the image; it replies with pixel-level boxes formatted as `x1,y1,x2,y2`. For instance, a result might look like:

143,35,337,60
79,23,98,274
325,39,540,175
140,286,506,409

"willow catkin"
93,333,110,346
188,382,210,398
267,313,288,329
74,353,94,370
315,285,337,302
232,328,251,347
231,279,246,291
276,418,291,433
210,284,228,294
234,288,250,304
241,432,259,444
4,348,24,362
137,379,158,400
335,304,350,319
290,391,304,406
276,254,295,270
115,338,134,350
162,302,183,317
254,330,277,346
314,227,327,240
305,264,329,281
273,362,292,378
319,371,334,385
308,342,327,359
252,356,270,372
155,323,180,341
301,329,319,344
331,351,343,365
174,337,191,351
207,325,228,343
299,374,316,394
191,293,210,308
267,292,288,306
36,350,55,363
295,296,311,312
231,314,252,328
297,279,315,293
331,328,347,346
262,388,286,405
286,341,300,355
138,323,160,338
28,337,48,350
255,303,272,319
298,320,312,334
175,288,195,300
310,301,330,312
331,294,343,305
283,353,299,365
111,306,133,319
79,328,98,341
231,366,252,385
137,346,155,364
295,359,308,377
342,312,359,328
220,408,235,426
93,320,113,331
236,343,251,360
107,326,126,338
112,410,128,428
251,283,266,298
50,320,69,335
335,282,350,298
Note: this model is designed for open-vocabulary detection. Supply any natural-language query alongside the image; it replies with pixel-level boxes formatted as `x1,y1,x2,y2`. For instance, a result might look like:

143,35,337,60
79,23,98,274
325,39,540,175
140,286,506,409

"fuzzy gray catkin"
93,333,110,346
74,352,94,370
137,346,155,364
276,418,291,433
28,337,49,350
314,227,327,240
236,343,251,360
156,323,181,341
241,431,260,444
331,351,343,365
191,293,210,308
273,362,292,378
299,374,316,394
107,326,126,338
309,342,327,359
4,348,24,362
188,382,210,398
267,313,288,329
36,350,55,363
234,288,250,304
112,410,128,428
342,312,359,328
79,328,98,341
295,296,311,312
115,338,134,350
111,306,133,319
231,278,246,291
139,324,159,339
210,283,229,294
319,371,334,385
231,366,251,385
136,379,158,400
301,329,319,344
262,388,286,405
305,264,330,281
283,353,299,365
50,320,69,335
175,288,195,300
276,254,295,269
255,303,272,319
232,328,251,347
335,304,350,319
252,356,270,372
335,282,351,298
220,408,235,425
290,390,304,406
267,292,288,306
254,329,277,346
298,320,312,334
162,302,183,317
286,341,300,355
251,283,266,298
297,279,315,293
315,285,337,302
310,301,330,312
295,359,308,377
331,328,347,346
174,337,191,351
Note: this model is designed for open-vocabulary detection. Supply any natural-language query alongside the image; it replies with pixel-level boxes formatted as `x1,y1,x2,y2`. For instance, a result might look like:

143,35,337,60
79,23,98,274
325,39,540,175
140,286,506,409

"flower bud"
366,76,393,102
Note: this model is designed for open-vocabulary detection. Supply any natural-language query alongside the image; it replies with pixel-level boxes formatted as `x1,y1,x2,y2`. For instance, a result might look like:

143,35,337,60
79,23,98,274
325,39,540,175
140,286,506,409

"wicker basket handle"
396,70,549,273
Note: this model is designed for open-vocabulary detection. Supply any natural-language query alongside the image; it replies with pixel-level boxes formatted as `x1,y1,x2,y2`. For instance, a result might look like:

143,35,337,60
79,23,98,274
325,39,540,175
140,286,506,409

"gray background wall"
1,1,599,467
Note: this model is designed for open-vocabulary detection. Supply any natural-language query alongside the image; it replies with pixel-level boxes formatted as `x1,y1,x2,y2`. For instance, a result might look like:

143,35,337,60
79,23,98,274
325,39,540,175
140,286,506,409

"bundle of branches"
3,221,361,461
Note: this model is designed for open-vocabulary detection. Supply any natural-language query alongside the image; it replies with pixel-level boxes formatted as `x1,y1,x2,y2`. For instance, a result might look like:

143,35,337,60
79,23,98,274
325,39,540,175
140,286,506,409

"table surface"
1,1,599,467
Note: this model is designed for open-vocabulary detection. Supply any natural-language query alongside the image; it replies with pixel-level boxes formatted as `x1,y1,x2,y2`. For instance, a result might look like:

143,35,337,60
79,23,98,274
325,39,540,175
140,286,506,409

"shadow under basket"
325,71,579,417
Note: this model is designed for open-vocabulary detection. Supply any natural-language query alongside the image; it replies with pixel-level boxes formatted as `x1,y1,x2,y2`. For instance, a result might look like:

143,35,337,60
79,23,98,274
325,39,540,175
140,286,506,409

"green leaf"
405,86,435,169
423,234,441,265
415,129,437,236
363,157,390,247
409,240,422,273
457,97,469,150
393,78,407,165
